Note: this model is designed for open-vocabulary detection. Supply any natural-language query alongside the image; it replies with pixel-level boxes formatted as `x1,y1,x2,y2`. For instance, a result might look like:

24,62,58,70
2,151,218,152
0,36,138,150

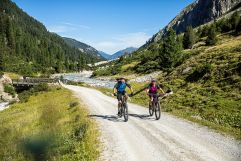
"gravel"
66,85,241,161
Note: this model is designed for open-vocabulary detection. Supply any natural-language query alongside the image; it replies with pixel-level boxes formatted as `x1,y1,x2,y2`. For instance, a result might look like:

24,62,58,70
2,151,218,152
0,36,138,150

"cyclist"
146,80,165,104
113,78,133,115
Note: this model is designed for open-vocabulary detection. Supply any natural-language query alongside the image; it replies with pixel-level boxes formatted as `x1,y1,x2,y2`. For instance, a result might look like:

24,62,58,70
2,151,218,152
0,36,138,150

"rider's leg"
124,92,128,101
117,93,122,115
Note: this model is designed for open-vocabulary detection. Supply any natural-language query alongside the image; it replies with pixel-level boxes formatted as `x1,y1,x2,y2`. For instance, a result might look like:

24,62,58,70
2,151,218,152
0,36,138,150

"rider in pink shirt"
146,80,165,103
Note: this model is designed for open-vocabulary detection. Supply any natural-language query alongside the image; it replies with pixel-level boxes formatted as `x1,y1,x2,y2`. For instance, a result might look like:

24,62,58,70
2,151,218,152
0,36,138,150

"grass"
0,87,99,161
4,72,22,79
94,34,241,140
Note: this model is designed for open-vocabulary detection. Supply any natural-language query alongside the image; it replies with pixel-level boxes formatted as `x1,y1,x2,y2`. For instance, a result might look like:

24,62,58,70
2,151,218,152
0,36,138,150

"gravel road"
65,85,241,161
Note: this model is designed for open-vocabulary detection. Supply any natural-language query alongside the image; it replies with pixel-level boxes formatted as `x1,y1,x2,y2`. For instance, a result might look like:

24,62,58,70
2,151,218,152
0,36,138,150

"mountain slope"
0,0,98,75
98,51,111,60
149,0,241,43
63,37,105,61
109,47,137,60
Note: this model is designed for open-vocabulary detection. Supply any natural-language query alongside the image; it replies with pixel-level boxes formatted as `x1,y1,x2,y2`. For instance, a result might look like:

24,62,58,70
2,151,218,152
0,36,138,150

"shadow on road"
129,114,156,121
88,114,124,122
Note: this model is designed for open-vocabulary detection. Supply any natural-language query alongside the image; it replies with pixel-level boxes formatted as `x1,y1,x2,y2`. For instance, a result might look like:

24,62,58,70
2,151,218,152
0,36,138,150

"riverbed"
58,73,116,89
0,102,9,111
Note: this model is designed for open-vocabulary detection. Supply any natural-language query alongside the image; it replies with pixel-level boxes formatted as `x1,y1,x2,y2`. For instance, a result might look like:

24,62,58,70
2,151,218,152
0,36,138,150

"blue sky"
13,0,194,54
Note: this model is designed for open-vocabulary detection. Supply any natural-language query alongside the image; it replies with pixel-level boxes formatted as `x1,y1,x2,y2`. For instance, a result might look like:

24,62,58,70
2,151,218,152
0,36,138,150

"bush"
33,83,49,92
18,83,50,102
0,71,4,77
18,90,32,102
186,64,213,82
206,26,218,46
4,84,16,97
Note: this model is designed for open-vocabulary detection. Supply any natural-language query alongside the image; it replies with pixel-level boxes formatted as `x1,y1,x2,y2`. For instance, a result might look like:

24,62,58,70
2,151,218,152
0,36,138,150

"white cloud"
47,25,72,33
47,22,90,33
91,32,150,54
62,22,91,29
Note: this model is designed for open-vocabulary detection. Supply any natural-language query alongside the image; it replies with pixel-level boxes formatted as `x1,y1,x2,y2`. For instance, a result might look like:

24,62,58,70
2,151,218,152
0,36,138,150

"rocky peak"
149,0,241,43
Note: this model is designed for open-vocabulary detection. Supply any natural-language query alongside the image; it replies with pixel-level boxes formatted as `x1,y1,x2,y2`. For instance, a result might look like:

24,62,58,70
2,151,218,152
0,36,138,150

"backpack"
117,82,127,92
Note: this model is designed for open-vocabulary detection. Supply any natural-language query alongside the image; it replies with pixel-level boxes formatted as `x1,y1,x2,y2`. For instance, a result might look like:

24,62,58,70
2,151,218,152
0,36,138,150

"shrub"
18,83,50,102
69,101,79,108
206,26,218,46
33,83,49,92
18,90,32,102
4,84,16,97
186,64,213,82
0,71,4,77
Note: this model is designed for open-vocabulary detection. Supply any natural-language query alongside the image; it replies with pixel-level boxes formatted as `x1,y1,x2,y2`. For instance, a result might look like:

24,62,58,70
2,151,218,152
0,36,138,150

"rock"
130,71,162,83
182,67,193,74
191,115,202,120
0,75,18,103
147,0,241,44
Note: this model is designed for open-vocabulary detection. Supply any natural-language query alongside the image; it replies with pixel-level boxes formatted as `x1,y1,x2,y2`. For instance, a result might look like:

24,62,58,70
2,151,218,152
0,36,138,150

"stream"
58,72,116,89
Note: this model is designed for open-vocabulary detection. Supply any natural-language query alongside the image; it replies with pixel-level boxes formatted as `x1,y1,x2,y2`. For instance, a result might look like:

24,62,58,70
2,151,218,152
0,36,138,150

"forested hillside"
0,0,98,76
63,37,105,61
94,11,241,76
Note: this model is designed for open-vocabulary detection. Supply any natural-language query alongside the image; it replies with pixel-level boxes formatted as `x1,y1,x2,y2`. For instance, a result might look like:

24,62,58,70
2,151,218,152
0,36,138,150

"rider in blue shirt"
113,78,133,115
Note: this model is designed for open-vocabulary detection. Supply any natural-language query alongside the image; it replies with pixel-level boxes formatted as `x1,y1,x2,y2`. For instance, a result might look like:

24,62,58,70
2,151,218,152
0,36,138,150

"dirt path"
65,85,241,161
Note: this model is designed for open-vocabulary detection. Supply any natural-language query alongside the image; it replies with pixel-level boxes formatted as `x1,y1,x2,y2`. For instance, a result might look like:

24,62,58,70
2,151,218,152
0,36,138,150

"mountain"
63,37,105,61
98,51,111,60
0,0,99,75
109,47,137,60
148,0,241,43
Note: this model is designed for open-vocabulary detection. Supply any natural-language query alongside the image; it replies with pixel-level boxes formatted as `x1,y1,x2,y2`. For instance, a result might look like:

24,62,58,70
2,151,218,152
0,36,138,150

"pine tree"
6,17,15,49
183,26,197,49
230,12,240,30
0,36,4,72
159,28,182,70
206,26,218,46
77,55,85,72
237,18,241,34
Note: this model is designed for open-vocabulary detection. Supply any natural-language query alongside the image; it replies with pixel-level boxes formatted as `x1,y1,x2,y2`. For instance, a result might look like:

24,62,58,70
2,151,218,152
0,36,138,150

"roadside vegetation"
0,86,99,161
93,12,241,140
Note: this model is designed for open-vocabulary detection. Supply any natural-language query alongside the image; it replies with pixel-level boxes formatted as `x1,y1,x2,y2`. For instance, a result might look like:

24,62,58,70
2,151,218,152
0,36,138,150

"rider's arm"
146,88,150,95
126,83,133,94
158,85,165,94
113,88,116,94
113,83,117,94
159,88,165,94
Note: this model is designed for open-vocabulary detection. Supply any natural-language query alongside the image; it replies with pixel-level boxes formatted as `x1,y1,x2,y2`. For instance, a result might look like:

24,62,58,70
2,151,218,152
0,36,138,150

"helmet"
151,79,157,83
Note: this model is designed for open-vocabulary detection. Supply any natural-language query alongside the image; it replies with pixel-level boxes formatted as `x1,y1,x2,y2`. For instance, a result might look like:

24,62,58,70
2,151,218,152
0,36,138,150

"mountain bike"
149,94,162,120
148,90,173,120
117,94,131,122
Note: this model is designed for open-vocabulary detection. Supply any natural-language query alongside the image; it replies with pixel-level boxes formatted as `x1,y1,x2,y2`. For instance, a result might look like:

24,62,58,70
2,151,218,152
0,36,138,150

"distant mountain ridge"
108,47,137,60
98,51,110,60
0,0,99,74
63,37,105,61
148,0,241,43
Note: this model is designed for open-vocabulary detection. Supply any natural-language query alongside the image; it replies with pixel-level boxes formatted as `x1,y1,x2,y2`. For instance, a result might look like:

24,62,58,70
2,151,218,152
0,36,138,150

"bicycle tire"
155,102,161,120
123,103,128,122
149,103,154,116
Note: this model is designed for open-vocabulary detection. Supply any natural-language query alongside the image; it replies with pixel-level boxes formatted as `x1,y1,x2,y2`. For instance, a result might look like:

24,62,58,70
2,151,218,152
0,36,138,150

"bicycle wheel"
155,102,161,120
118,105,122,117
149,102,154,116
123,103,128,122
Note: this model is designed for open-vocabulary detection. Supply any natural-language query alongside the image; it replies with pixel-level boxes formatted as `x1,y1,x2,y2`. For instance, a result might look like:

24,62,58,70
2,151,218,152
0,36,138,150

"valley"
0,0,241,160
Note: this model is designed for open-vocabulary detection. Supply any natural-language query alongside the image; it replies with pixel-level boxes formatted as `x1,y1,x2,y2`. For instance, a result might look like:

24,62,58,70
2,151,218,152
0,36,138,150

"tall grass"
0,88,99,161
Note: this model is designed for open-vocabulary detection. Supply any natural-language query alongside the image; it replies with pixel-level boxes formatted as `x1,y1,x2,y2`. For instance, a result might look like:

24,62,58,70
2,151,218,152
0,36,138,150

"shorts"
117,91,126,101
148,93,158,98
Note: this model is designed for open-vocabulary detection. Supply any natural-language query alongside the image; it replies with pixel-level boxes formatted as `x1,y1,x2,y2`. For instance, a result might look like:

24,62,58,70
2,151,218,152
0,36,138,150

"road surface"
65,85,241,161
